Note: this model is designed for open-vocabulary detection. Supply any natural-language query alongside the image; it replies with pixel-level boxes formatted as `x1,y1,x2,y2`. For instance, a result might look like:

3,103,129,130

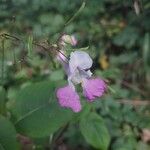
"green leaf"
49,69,65,81
112,135,137,150
136,141,150,150
0,115,19,150
27,35,33,58
0,87,6,114
8,81,73,138
113,27,139,48
0,39,5,85
80,112,110,150
143,33,150,66
67,46,89,52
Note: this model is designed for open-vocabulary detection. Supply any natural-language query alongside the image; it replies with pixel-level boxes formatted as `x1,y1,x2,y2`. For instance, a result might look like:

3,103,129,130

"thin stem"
122,80,147,96
1,39,5,85
64,1,86,26
0,33,69,62
0,33,21,41
117,99,150,106
50,123,69,149
55,0,86,43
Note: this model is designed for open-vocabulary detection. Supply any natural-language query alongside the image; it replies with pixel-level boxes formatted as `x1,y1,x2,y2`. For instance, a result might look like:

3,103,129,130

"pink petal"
70,36,77,46
82,78,106,101
56,50,66,62
56,85,81,112
61,34,77,46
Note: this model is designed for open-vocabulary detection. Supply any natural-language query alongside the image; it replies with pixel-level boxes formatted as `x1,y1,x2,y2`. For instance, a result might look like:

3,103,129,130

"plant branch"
122,80,147,96
1,39,5,85
117,99,150,106
0,33,69,62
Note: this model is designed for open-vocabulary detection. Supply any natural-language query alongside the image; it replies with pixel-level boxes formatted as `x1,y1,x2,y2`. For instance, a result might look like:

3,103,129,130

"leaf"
0,39,5,85
113,27,139,48
27,35,33,58
110,52,137,66
112,135,137,150
143,33,150,67
95,68,121,79
73,46,89,51
0,115,19,150
8,81,73,138
136,141,150,150
80,112,110,150
49,69,65,81
0,86,6,114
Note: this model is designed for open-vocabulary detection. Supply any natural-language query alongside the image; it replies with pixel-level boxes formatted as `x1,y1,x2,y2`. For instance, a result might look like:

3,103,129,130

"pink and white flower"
56,36,106,112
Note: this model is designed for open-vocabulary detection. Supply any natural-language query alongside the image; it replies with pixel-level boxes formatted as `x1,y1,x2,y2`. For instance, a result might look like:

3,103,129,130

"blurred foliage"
0,0,150,150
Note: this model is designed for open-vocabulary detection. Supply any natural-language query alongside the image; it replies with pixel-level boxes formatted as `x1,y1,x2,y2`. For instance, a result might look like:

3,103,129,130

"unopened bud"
61,34,77,46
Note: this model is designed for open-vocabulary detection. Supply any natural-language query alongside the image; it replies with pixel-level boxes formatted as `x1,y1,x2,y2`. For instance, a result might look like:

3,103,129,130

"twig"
54,123,69,144
0,33,21,41
117,99,150,106
122,80,147,96
50,123,69,149
1,39,5,84
0,33,69,62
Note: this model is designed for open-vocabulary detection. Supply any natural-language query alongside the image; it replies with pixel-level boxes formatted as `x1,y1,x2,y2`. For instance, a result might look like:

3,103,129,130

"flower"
67,51,106,102
56,36,106,112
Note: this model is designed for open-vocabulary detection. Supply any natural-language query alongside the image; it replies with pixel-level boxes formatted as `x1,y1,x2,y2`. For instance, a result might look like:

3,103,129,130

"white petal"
69,51,93,73
68,69,92,86
68,70,82,85
68,75,76,90
86,70,93,77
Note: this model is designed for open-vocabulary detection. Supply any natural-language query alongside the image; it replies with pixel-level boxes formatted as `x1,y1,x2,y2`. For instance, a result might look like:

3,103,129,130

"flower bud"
61,34,77,46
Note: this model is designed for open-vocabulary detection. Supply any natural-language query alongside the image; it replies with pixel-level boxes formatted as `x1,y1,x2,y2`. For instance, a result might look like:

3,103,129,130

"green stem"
55,0,86,42
64,1,86,26
1,39,5,85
